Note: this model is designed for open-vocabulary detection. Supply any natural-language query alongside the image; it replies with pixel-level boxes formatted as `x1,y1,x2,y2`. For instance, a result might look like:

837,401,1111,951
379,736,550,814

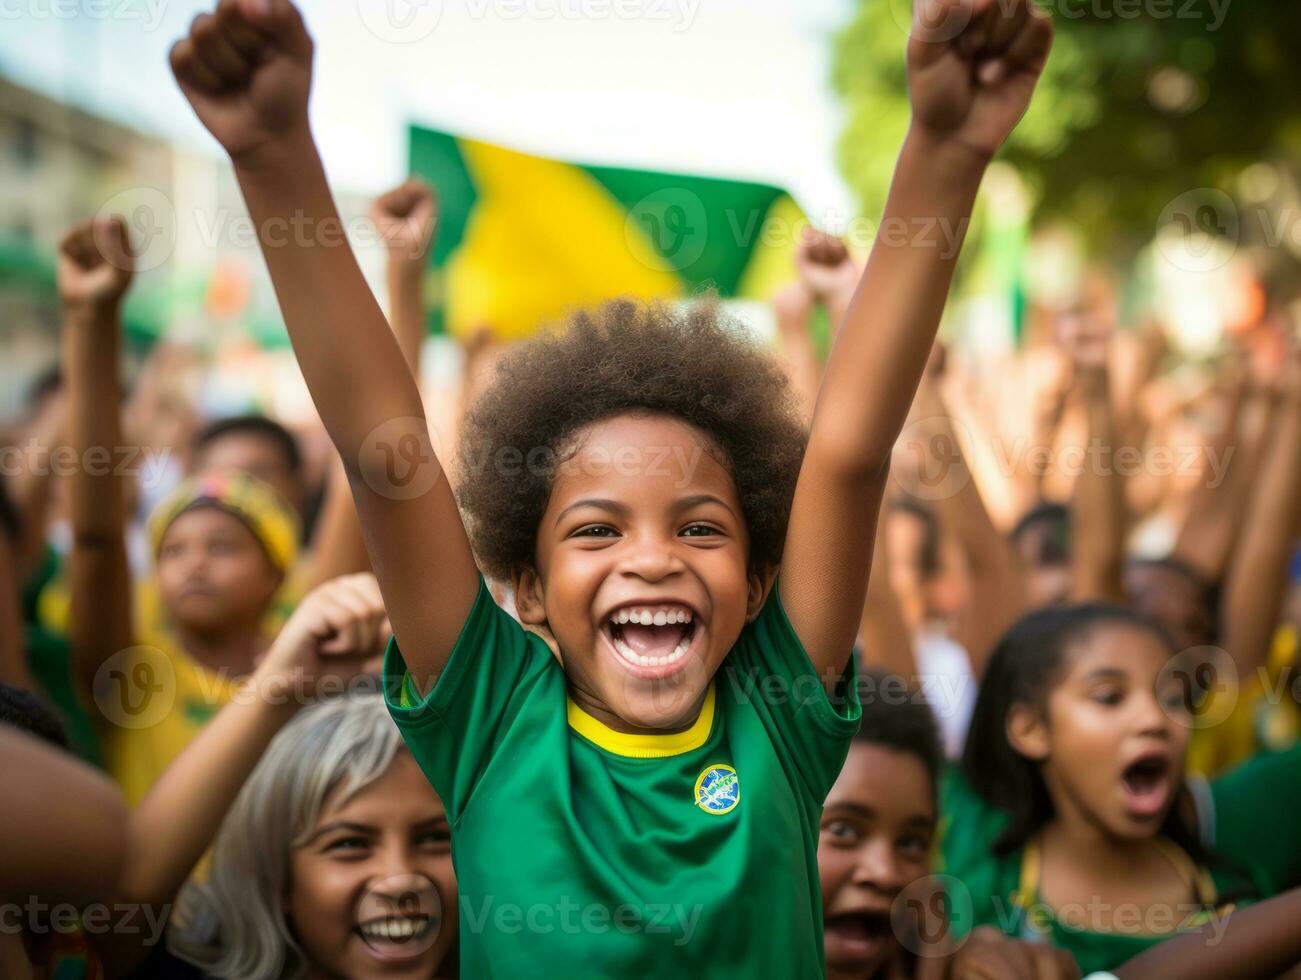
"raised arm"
59,218,136,696
1221,352,1301,681
304,180,439,588
912,364,1021,674
170,1,477,689
779,0,1052,680
94,573,389,975
1069,358,1127,603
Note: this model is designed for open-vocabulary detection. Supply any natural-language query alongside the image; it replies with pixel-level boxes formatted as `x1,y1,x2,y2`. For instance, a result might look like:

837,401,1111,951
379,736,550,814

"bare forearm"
301,456,372,588
812,130,982,474
63,302,134,689
119,679,296,906
859,508,915,679
1172,382,1252,582
1071,370,1126,602
914,382,1021,669
1114,888,1301,980
1223,390,1301,678
232,133,427,460
388,258,428,374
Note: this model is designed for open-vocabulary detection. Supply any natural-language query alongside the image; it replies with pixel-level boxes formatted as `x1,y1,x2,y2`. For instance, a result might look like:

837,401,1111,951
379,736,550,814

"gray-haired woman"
92,574,458,979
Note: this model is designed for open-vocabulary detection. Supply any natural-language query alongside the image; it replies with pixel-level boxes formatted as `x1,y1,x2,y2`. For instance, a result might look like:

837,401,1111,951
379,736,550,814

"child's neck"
569,685,707,737
175,620,269,678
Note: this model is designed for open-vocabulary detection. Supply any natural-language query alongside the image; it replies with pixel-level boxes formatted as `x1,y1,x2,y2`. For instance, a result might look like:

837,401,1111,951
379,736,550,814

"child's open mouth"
823,908,894,966
601,603,698,677
1120,751,1172,820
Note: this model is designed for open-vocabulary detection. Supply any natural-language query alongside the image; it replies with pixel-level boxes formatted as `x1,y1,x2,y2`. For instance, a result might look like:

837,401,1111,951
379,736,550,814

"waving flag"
409,125,806,341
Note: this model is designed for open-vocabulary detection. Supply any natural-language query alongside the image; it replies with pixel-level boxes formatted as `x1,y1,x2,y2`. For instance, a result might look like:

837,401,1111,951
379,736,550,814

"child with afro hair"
168,0,1052,974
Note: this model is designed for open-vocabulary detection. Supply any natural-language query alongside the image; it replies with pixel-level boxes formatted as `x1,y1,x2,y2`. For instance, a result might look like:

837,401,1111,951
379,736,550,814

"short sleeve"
726,578,861,804
1209,742,1301,896
383,575,558,822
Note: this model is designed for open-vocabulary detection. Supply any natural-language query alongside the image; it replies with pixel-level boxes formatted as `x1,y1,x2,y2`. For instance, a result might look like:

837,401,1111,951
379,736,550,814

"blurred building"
0,75,372,419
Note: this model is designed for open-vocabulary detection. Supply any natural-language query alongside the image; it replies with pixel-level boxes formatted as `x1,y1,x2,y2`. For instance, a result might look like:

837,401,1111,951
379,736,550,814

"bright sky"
0,0,856,217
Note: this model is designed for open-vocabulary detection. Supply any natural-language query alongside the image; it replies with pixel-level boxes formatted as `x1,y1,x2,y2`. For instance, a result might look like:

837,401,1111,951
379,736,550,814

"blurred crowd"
1,169,1299,980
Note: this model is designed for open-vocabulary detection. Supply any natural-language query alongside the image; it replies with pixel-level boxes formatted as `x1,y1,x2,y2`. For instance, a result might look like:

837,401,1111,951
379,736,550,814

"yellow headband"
149,470,300,573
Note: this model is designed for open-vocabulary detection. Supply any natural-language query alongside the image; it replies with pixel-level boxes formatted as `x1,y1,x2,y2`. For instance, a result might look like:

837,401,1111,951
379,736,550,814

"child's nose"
620,534,682,581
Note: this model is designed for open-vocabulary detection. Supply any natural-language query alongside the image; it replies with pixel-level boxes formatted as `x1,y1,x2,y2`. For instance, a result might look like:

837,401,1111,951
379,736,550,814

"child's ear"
511,565,548,626
744,566,777,623
1006,702,1050,761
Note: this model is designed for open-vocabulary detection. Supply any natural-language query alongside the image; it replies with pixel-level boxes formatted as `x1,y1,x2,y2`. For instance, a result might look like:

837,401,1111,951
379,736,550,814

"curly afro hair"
456,300,808,580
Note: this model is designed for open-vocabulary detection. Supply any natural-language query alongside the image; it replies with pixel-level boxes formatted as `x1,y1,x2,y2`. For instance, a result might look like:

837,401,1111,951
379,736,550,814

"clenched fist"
57,217,134,312
907,0,1053,160
170,0,314,165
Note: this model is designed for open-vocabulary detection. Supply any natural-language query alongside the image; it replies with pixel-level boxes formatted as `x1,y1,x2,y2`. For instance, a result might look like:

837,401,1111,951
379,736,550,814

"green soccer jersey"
383,575,860,979
937,767,1273,976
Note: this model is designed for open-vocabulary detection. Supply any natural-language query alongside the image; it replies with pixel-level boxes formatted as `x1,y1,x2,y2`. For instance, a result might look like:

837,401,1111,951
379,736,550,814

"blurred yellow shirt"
1187,625,1300,778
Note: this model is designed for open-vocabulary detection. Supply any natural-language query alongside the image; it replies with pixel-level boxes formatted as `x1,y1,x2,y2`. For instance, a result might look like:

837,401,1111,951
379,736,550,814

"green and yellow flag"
409,126,806,341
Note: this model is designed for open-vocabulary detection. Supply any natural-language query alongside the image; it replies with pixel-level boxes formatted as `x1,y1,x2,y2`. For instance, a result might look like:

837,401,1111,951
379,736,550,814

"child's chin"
618,685,710,731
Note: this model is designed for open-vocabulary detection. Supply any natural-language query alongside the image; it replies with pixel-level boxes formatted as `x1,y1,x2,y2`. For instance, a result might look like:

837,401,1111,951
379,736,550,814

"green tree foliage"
832,0,1301,249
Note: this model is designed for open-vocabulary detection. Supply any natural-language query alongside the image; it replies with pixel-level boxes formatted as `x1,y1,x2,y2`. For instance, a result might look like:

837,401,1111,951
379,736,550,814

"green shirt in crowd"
384,575,860,979
938,745,1301,976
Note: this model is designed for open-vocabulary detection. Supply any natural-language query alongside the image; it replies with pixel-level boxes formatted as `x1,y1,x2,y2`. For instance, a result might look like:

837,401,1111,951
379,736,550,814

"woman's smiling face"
515,412,767,734
287,752,457,978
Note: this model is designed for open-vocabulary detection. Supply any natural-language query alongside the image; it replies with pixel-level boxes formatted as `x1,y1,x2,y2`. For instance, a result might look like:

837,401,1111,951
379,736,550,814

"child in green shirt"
942,603,1270,976
167,0,1052,973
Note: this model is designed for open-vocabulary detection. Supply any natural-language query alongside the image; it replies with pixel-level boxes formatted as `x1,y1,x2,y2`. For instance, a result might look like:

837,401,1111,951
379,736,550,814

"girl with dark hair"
941,603,1276,975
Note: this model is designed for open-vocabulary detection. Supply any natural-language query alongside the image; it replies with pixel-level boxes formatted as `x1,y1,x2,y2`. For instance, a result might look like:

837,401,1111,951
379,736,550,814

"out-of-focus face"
194,432,301,514
1013,524,1071,610
155,507,282,638
1018,624,1190,841
820,742,936,980
517,413,762,733
1125,562,1212,651
886,513,927,631
886,509,972,630
288,752,457,978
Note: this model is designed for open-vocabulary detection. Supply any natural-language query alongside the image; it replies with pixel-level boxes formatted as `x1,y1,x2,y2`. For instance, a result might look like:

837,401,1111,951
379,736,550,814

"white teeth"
609,605,695,626
360,917,426,940
610,625,693,670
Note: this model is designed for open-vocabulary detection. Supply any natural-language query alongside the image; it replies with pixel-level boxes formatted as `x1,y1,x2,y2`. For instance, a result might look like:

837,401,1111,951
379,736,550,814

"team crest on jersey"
694,764,740,814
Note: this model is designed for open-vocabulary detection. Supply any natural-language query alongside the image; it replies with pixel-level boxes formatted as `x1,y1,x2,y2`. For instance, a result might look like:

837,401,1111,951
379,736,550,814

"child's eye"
1090,688,1123,706
898,834,931,858
572,525,618,538
821,820,860,845
681,524,719,537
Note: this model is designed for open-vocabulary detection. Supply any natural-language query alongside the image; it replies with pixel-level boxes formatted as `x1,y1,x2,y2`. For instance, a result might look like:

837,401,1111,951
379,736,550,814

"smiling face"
514,413,766,734
155,506,282,637
287,752,457,978
1011,624,1191,841
819,742,936,979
